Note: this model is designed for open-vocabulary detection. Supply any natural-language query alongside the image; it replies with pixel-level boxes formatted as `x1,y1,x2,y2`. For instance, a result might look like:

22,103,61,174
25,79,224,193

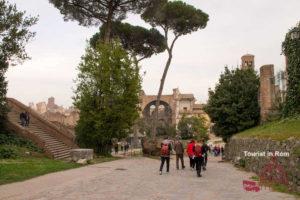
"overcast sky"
6,0,300,107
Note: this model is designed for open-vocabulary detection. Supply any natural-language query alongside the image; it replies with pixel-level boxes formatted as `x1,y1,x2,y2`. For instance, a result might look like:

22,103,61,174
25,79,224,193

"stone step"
53,151,70,158
7,107,72,160
45,144,67,150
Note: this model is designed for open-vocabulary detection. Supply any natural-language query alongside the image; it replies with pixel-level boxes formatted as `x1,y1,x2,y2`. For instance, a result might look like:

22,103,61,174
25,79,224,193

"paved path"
0,157,297,200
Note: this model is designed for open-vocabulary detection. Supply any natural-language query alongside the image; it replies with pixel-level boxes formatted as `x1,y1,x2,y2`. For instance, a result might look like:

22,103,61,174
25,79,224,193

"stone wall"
225,137,300,193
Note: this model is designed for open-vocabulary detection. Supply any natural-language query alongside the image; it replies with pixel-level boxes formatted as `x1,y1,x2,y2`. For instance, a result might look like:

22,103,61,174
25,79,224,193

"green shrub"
0,133,43,153
0,146,17,159
239,158,246,168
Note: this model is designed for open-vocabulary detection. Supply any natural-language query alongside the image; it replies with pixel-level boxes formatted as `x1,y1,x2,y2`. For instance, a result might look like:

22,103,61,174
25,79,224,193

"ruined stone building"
30,97,79,128
139,88,209,127
239,54,287,122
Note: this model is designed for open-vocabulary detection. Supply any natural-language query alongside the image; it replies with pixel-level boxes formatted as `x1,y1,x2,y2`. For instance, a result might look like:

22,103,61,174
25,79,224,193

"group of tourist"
159,137,210,178
114,141,130,154
212,145,224,157
19,111,30,127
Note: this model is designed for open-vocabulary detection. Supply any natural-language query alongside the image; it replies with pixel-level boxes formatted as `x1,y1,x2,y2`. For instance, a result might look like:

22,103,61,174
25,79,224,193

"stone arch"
142,100,172,125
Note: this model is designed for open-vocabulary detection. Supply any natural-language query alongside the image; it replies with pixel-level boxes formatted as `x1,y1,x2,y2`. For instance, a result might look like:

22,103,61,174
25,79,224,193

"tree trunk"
152,51,173,138
103,1,114,44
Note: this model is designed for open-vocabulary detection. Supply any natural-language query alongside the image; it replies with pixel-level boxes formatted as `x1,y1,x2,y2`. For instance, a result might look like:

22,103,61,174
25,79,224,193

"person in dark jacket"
174,139,185,170
25,111,30,127
186,139,195,170
193,140,204,177
19,112,26,127
201,140,209,170
159,137,172,175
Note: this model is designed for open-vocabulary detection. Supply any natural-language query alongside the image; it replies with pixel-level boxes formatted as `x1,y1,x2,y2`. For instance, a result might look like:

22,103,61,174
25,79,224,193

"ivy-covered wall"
282,22,300,117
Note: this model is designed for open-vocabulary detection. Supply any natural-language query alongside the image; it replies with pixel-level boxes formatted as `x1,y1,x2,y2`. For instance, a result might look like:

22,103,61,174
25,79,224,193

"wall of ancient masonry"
259,65,276,122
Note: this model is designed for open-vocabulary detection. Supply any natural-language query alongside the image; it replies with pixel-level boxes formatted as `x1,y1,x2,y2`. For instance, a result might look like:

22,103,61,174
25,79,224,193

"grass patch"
235,117,300,141
0,157,80,185
250,175,260,181
89,156,121,164
271,183,300,197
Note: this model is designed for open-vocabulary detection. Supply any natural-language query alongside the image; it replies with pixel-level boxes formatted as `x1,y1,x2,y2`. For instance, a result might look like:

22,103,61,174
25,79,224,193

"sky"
6,0,300,107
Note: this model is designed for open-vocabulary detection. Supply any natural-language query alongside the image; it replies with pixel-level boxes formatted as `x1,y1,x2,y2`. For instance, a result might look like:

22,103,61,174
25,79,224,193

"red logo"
243,180,260,192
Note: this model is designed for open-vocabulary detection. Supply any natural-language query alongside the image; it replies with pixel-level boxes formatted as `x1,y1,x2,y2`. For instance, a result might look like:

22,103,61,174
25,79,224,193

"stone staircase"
6,98,77,160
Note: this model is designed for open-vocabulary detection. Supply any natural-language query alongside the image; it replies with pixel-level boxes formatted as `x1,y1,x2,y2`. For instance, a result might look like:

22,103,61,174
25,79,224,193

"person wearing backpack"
174,139,185,170
159,136,172,175
186,139,195,170
193,140,204,177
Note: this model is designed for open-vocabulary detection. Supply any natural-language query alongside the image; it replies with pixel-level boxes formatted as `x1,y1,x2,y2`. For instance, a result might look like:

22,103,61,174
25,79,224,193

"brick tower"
259,65,275,122
241,54,255,70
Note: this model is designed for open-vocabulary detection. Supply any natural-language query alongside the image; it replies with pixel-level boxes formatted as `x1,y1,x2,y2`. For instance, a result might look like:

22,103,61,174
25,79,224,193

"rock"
77,159,87,165
70,149,93,162
141,138,161,156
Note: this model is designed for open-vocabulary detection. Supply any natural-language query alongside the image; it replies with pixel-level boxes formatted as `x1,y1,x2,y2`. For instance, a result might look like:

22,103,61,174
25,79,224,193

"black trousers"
160,156,170,172
195,157,203,176
176,154,185,169
189,156,195,168
203,153,208,168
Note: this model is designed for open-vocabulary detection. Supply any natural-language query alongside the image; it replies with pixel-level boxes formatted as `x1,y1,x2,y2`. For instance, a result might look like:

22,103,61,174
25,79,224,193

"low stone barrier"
70,149,94,162
225,137,300,193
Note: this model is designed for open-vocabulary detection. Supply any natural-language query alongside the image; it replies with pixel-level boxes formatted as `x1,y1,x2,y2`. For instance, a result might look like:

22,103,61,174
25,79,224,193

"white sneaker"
159,171,162,175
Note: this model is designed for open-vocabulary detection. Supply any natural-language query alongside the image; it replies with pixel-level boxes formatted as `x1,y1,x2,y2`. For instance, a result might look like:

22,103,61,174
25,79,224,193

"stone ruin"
240,54,287,122
29,97,79,131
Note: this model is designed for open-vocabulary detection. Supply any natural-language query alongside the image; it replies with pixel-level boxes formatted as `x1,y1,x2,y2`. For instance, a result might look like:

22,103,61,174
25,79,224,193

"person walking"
25,111,30,127
201,140,209,171
114,142,119,155
19,112,26,127
174,139,185,170
159,136,172,175
193,140,204,177
186,139,195,170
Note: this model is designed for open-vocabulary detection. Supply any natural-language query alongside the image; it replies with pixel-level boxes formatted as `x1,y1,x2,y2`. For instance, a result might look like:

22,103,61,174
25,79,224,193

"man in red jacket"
193,140,204,177
186,139,195,170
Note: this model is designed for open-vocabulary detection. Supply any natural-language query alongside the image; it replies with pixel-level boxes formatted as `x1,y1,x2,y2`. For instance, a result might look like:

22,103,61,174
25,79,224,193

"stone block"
70,149,93,162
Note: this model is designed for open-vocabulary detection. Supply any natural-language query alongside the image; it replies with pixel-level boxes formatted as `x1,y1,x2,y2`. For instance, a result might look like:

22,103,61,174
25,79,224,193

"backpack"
194,145,202,157
161,144,170,156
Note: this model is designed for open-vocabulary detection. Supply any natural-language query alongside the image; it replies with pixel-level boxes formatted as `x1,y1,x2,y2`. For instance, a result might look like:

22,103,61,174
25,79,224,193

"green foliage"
205,67,260,142
282,22,300,117
177,115,208,140
90,21,166,61
0,146,17,159
0,133,43,153
142,0,208,37
49,0,150,42
74,41,141,155
49,0,148,26
0,0,37,131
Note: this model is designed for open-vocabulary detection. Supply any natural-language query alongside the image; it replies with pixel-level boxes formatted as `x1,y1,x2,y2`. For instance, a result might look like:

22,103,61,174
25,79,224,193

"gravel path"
0,156,297,200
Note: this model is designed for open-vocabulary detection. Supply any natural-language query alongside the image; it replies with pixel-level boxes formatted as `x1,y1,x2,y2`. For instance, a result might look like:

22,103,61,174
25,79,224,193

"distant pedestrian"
125,142,129,153
187,139,195,170
19,112,26,127
159,136,172,175
25,111,30,126
114,143,119,154
193,140,204,177
174,139,185,170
